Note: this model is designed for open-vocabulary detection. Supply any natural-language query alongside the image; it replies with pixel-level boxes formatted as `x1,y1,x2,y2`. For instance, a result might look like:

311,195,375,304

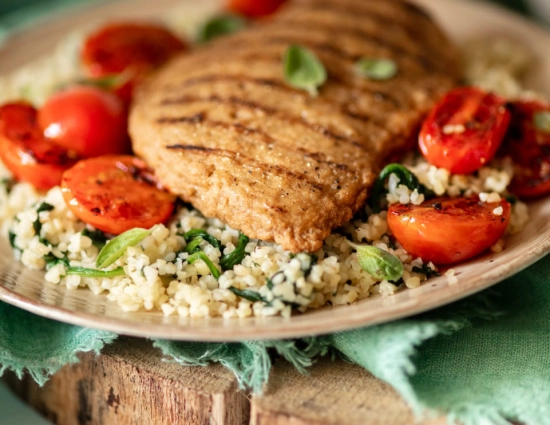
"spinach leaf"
187,251,221,279
370,164,434,213
82,228,108,249
183,229,221,249
228,286,267,303
33,202,54,243
220,233,249,271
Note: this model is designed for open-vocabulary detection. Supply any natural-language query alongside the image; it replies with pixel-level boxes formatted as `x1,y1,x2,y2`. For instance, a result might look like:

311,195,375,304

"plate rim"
0,0,549,341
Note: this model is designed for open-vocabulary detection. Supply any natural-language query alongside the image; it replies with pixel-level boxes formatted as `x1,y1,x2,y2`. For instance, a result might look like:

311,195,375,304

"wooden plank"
3,337,250,425
250,357,446,425
3,339,446,425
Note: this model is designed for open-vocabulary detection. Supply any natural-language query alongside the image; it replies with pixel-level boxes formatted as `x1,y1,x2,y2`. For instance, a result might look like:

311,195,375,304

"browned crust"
129,0,460,252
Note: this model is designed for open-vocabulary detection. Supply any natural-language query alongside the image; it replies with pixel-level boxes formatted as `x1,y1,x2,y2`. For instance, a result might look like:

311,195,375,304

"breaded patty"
130,0,460,252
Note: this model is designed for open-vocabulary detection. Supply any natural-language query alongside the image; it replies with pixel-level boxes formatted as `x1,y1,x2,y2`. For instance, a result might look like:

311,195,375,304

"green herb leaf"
348,241,404,281
220,233,250,271
33,202,55,244
96,228,151,269
183,229,221,249
66,266,126,278
198,14,247,42
75,74,127,91
43,252,69,269
412,264,440,278
283,44,327,96
228,286,267,303
184,236,203,254
82,228,107,249
8,230,19,250
187,251,221,279
1,177,14,194
370,164,434,213
534,111,550,134
355,58,398,81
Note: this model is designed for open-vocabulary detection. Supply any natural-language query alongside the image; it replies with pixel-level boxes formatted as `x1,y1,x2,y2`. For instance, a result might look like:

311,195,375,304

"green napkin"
2,254,549,424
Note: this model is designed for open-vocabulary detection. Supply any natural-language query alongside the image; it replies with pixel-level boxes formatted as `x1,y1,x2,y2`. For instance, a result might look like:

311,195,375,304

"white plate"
0,0,549,341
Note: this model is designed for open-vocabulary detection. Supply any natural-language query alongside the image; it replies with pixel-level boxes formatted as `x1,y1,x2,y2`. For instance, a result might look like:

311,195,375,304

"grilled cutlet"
129,0,460,253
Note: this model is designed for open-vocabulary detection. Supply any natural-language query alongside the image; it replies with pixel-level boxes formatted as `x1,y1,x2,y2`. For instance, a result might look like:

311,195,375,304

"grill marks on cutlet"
160,94,373,147
130,0,459,251
150,0,434,191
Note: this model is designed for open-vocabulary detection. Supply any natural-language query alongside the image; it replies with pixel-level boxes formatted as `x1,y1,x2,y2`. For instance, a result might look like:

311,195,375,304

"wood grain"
3,338,448,425
3,337,250,425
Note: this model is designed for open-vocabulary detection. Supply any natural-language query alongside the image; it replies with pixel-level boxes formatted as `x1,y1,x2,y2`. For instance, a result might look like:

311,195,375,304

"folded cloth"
1,254,549,425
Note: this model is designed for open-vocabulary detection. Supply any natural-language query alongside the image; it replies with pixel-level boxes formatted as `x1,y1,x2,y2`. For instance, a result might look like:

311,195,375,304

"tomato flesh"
387,197,511,265
499,100,550,199
0,102,75,190
227,0,287,17
419,87,511,175
38,85,129,158
81,22,187,102
61,155,175,234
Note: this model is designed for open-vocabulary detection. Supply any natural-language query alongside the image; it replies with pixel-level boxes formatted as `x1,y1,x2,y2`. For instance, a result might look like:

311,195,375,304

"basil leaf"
187,251,221,279
96,228,151,269
220,233,250,271
370,164,434,213
348,242,404,281
228,286,266,303
66,266,126,278
283,44,327,96
355,58,398,81
534,111,550,134
75,74,126,90
198,14,247,42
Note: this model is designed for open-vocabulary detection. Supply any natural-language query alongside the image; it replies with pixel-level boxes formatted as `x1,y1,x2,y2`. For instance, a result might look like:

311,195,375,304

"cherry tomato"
419,87,511,175
387,196,511,265
0,102,75,190
499,100,550,198
81,22,187,101
38,85,129,158
61,155,175,234
227,0,287,18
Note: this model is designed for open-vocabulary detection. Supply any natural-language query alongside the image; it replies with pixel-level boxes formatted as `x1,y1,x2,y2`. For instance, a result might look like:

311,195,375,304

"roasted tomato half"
61,155,175,235
227,0,288,17
419,87,511,175
81,22,187,103
387,196,511,265
0,102,75,190
499,100,550,199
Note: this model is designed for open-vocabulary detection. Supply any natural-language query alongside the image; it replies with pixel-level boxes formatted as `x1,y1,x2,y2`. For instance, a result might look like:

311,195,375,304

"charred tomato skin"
500,100,550,199
387,196,511,265
0,102,75,190
227,0,288,17
419,87,511,175
61,155,175,235
81,22,187,102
